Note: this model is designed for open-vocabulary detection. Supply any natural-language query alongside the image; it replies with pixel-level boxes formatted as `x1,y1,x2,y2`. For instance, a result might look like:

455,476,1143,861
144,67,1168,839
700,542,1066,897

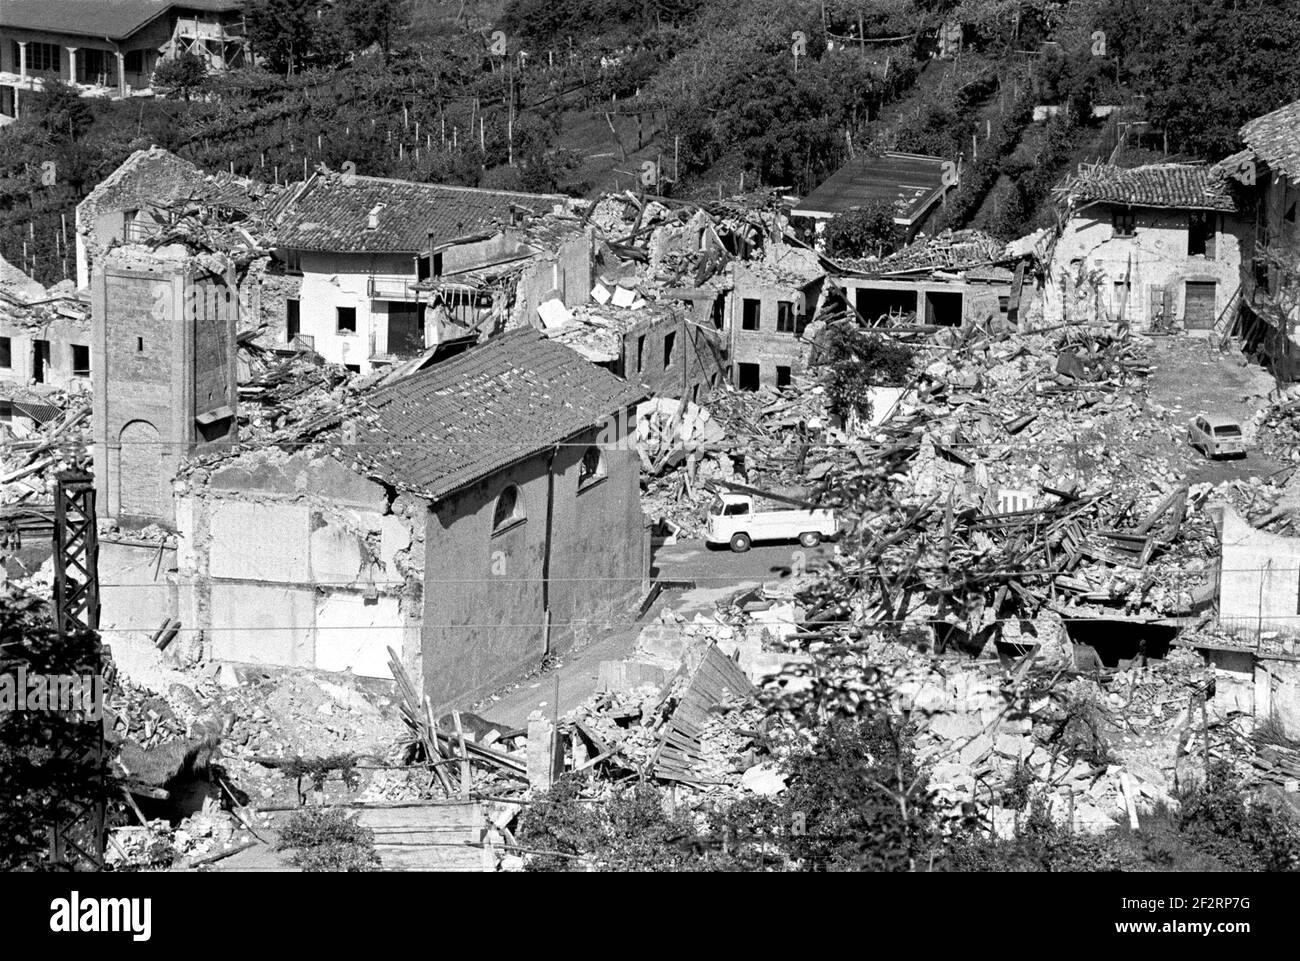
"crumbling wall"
1044,207,1250,328
1218,507,1300,635
0,313,92,391
619,310,724,402
175,449,425,681
75,147,205,289
294,250,412,372
728,264,819,387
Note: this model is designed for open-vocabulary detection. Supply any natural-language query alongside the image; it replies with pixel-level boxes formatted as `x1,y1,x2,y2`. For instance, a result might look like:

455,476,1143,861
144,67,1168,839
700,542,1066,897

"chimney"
366,204,385,230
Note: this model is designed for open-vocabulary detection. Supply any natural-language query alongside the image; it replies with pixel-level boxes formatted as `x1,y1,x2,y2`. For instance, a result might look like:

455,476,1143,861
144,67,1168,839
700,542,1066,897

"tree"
0,589,114,870
153,53,209,102
1100,0,1300,158
242,0,329,73
822,200,902,259
331,0,407,55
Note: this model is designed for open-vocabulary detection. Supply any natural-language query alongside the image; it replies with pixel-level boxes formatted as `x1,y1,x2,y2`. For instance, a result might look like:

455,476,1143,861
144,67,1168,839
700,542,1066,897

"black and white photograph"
0,0,1294,938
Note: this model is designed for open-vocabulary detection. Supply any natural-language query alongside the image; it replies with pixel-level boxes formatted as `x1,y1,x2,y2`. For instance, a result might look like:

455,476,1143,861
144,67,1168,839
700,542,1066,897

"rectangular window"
776,302,795,333
0,400,11,424
1112,208,1136,238
1188,211,1210,256
287,298,300,339
776,365,792,387
124,49,145,75
71,344,89,377
636,334,645,373
337,306,357,333
281,248,302,274
663,330,676,369
33,339,49,383
741,298,761,331
711,296,725,330
28,43,60,74
737,362,760,391
0,335,10,368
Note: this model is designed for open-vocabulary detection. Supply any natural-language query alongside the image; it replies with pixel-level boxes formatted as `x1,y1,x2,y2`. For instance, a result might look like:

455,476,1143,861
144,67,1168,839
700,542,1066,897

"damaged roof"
792,152,950,225
352,328,645,499
271,173,571,254
1240,98,1300,182
1062,163,1238,212
837,229,1011,277
0,0,239,40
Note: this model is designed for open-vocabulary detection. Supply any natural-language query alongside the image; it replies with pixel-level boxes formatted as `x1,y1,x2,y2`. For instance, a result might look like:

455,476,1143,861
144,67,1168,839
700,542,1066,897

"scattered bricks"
635,621,689,662
912,683,956,713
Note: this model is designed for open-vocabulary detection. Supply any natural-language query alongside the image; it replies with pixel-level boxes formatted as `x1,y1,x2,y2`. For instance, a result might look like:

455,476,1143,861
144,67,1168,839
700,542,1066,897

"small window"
344,364,361,374
636,334,645,373
287,298,300,339
432,252,444,276
1188,211,1210,256
723,501,750,516
776,365,791,387
492,484,526,533
741,298,761,331
711,296,725,330
737,362,760,391
337,306,357,333
776,301,795,333
71,344,89,377
1112,209,1136,238
663,330,676,369
124,49,145,74
0,335,10,368
136,337,144,352
997,295,1010,314
578,446,607,490
282,248,302,274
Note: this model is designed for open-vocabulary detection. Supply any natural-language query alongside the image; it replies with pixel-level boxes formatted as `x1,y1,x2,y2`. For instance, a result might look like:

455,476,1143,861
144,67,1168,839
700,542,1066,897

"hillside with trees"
3,0,1299,282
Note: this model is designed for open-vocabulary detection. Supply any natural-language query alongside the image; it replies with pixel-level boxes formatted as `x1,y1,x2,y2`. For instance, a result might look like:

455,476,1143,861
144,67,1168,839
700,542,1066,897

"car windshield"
1213,425,1242,437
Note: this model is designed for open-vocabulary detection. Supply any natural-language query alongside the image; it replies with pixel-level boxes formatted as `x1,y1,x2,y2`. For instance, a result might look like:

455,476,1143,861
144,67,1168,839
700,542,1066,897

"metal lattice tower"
47,470,108,870
53,471,100,635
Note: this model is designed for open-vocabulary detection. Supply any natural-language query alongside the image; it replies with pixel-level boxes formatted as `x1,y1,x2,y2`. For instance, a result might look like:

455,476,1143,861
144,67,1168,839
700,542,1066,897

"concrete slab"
209,582,315,667
314,593,401,679
209,500,311,582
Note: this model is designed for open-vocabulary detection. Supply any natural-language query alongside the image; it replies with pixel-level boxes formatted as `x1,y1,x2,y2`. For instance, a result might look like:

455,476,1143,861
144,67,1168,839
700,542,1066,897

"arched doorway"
118,420,163,520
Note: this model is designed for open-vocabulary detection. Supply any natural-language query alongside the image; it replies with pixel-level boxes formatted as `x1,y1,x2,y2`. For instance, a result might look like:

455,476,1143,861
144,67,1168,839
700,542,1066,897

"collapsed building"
1047,162,1250,331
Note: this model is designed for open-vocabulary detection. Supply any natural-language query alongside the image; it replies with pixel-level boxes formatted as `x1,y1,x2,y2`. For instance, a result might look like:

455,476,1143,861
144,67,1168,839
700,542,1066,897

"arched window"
492,484,525,533
578,446,607,490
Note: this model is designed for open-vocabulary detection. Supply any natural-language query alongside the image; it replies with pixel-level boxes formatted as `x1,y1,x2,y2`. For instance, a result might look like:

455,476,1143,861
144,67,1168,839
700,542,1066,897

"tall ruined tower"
92,250,239,529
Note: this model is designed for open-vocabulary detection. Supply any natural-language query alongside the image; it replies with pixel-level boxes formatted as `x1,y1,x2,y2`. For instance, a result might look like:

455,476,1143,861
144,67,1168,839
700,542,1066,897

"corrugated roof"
351,328,645,499
1068,163,1238,212
792,152,950,225
271,174,570,254
0,0,239,40
1240,99,1300,182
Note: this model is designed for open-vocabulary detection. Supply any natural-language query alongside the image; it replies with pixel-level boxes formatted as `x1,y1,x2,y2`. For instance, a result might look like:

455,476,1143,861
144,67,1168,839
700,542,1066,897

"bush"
823,200,902,259
1178,761,1300,872
275,807,380,872
820,326,915,420
516,777,703,871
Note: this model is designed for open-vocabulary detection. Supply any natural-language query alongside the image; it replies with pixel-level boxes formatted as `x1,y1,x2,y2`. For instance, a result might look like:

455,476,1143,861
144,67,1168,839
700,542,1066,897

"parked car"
705,493,837,552
1188,413,1246,458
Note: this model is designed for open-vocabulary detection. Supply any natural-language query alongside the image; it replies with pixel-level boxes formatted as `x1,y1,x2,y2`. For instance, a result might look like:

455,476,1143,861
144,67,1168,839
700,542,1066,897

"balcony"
367,274,420,301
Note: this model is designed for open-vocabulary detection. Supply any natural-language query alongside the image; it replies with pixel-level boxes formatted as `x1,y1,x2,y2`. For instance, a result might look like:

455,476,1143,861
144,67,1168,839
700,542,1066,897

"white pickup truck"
705,493,837,552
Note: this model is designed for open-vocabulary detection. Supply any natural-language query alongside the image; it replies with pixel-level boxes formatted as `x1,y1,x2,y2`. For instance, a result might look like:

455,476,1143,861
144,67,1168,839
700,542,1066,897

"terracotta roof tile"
272,174,570,254
1069,163,1238,212
1240,99,1300,182
352,328,645,499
